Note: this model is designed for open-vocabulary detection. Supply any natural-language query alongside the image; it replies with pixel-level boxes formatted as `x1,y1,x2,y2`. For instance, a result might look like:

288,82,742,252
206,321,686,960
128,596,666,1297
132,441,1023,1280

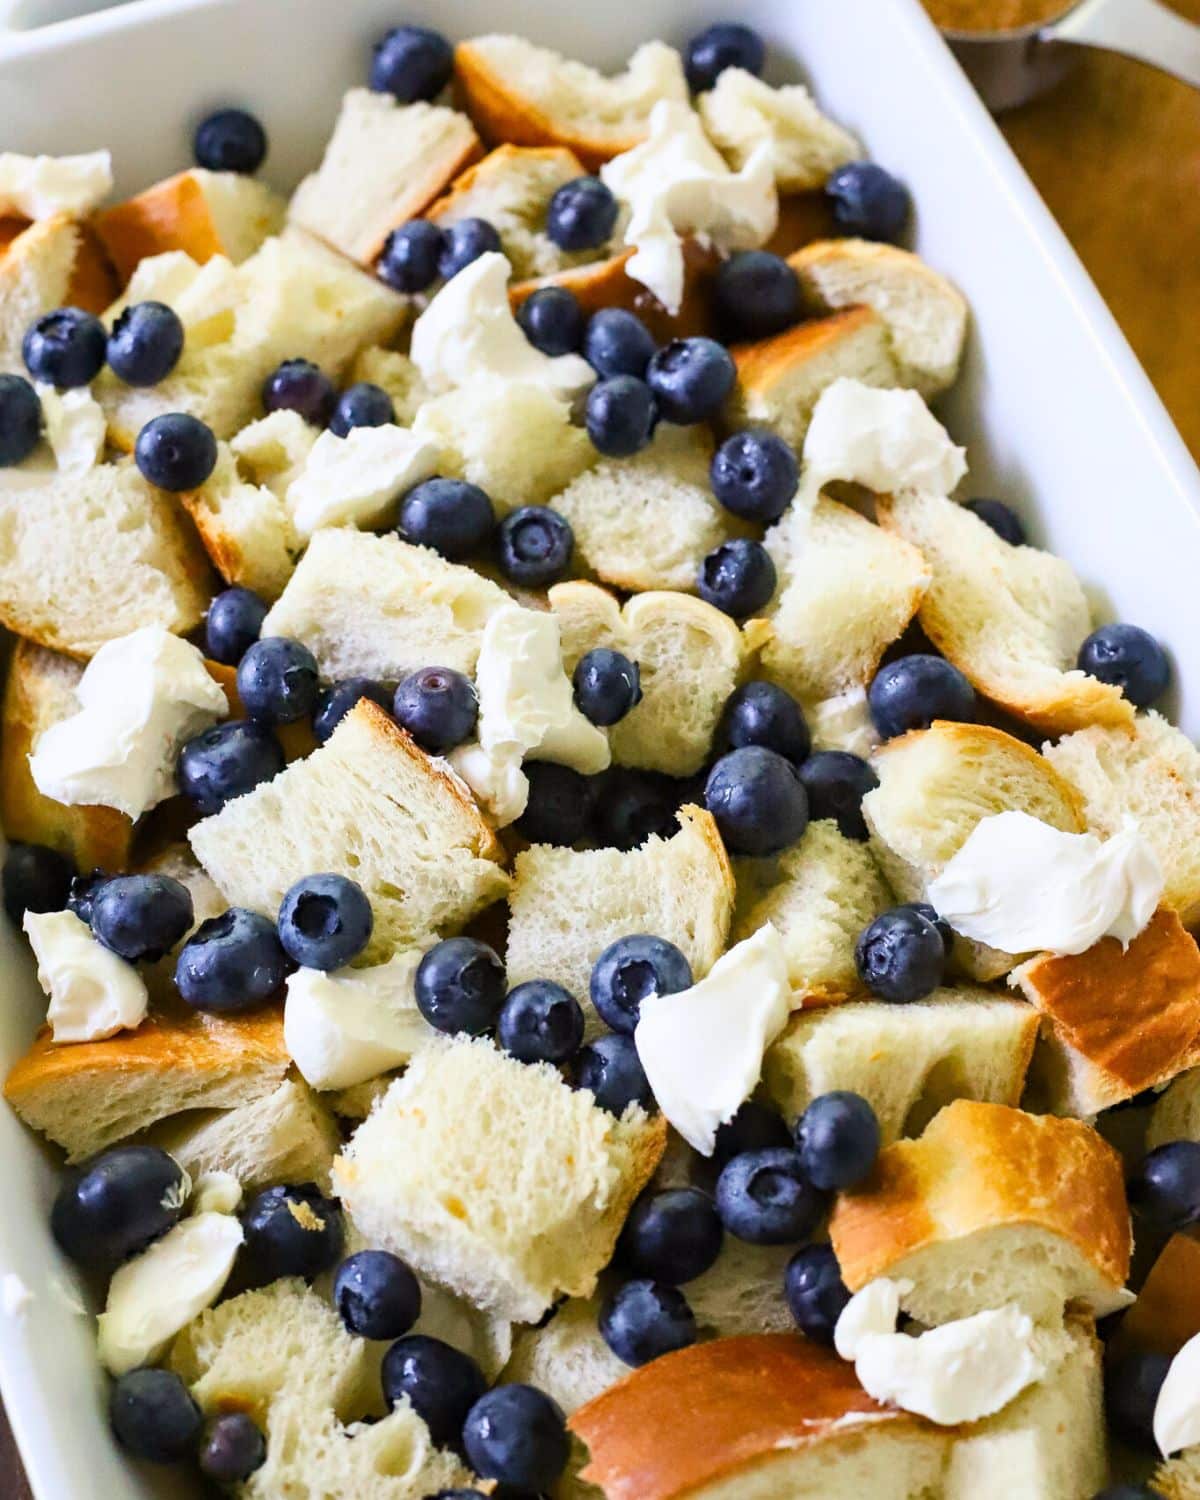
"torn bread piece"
179,441,297,602
698,68,861,191
1149,1067,1200,1151
0,213,117,371
0,149,111,221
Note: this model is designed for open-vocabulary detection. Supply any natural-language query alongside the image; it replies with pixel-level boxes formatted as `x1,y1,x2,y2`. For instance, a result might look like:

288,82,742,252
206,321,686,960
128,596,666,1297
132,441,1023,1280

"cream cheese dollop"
1154,1329,1200,1458
35,384,107,475
286,424,442,539
23,909,149,1043
0,150,112,220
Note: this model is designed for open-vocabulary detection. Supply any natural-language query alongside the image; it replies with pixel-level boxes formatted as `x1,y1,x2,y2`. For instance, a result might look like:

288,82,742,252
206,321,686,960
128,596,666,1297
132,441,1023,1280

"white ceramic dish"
1,1,1198,1495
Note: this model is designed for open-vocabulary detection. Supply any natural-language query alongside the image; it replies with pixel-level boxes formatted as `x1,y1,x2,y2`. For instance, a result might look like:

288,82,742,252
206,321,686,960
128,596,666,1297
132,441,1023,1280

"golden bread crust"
93,170,229,281
1113,1233,1200,1359
730,305,884,397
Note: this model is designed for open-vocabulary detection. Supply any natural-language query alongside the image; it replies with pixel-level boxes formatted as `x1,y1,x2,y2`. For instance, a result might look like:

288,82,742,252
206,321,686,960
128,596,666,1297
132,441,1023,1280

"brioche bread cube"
261,528,509,682
347,346,432,427
505,807,734,1026
698,69,861,192
0,213,117,371
179,442,298,601
289,89,481,265
829,1100,1132,1325
333,1037,666,1320
190,701,508,961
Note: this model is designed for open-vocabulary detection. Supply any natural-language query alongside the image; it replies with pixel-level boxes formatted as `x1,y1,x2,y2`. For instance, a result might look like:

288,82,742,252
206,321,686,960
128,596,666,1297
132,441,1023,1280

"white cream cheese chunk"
807,687,881,760
927,811,1163,957
35,384,106,474
286,424,443,539
1155,1329,1200,1457
119,250,242,349
97,1212,243,1375
448,740,531,828
601,100,777,316
23,909,149,1044
190,1171,243,1217
0,150,112,220
29,625,228,820
410,251,593,397
635,923,791,1155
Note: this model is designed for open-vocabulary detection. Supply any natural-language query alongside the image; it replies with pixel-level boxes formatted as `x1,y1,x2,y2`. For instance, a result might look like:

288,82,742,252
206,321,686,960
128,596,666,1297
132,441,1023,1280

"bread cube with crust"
0,213,117,371
179,441,297,601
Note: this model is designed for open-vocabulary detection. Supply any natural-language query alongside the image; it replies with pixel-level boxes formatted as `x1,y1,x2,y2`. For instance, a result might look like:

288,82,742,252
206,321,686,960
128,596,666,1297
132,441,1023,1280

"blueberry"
515,762,593,847
66,868,108,926
713,253,801,342
463,1384,570,1491
330,381,395,437
398,475,495,560
684,22,766,91
585,375,658,458
599,1280,696,1366
718,681,809,765
193,107,267,173
370,24,454,102
498,980,585,1064
965,497,1026,546
516,286,586,356
1090,1488,1164,1500
438,218,503,281
313,677,392,744
784,1244,851,1345
855,906,945,1003
825,161,911,243
574,1033,655,1115
91,874,193,962
573,649,642,727
175,907,291,1013
261,358,336,426
377,219,446,293
176,720,284,814
646,337,735,424
794,1091,881,1192
415,936,506,1036
715,1148,826,1244
0,373,42,465
1128,1141,1200,1230
698,538,776,619
393,666,478,753
590,934,693,1035
583,309,657,379
107,301,185,386
713,1100,792,1170
546,176,619,251
51,1145,188,1269
868,654,976,739
205,586,268,665
496,506,574,587
333,1249,422,1340
381,1334,487,1447
277,872,373,970
898,901,953,955
22,306,106,388
1077,623,1170,709
237,636,319,726
797,751,879,841
110,1368,202,1464
199,1412,267,1482
618,1187,723,1284
2,841,73,922
134,411,218,490
710,428,798,523
1104,1351,1171,1452
590,767,680,851
242,1182,343,1282
705,746,809,857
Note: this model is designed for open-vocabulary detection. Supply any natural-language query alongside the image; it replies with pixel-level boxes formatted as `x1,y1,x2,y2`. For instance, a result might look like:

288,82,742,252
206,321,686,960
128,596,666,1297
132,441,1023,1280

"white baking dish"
1,1,1198,1495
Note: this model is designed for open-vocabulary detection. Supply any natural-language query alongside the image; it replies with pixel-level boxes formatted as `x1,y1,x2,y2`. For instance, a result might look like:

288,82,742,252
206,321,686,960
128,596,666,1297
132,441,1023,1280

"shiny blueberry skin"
52,1145,188,1269
1104,1351,1171,1452
646,337,735,424
278,873,373,970
107,301,185,386
585,375,658,458
2,841,73,922
498,980,585,1064
370,24,454,102
205,586,268,665
91,874,193,962
705,745,809,857
965,497,1026,546
618,1187,723,1285
333,1249,422,1340
313,677,392,744
600,1279,696,1366
684,21,766,90
868,654,976,739
514,762,593,847
330,381,395,438
713,252,801,342
1128,1141,1200,1230
463,1384,570,1491
797,751,878,841
243,1182,343,1282
398,475,495,560
573,648,642,727
546,176,619,251
0,374,41,466
516,286,586,357
66,868,108,926
176,720,285,814
134,411,218,490
899,901,954,955
23,306,106,388
710,428,798,523
716,1148,826,1245
794,1091,881,1192
200,1413,267,1482
784,1244,851,1346
496,506,574,586
583,309,658,379
1089,1487,1165,1500
110,1368,203,1464
393,666,478,753
590,767,680,851
438,218,503,281
262,358,336,426
1077,623,1170,709
415,936,506,1036
855,906,945,1004
175,907,291,1013
382,1334,488,1447
193,107,267,173
575,1033,655,1115
698,538,776,619
377,219,446,293
713,1100,792,1170
237,636,319,725
826,161,911,242
719,681,809,765
591,934,693,1035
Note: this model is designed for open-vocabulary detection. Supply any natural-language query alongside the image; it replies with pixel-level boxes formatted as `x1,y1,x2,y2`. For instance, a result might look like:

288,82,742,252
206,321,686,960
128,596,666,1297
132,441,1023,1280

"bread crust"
730,304,885,398
94,171,225,282
1111,1233,1200,1359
